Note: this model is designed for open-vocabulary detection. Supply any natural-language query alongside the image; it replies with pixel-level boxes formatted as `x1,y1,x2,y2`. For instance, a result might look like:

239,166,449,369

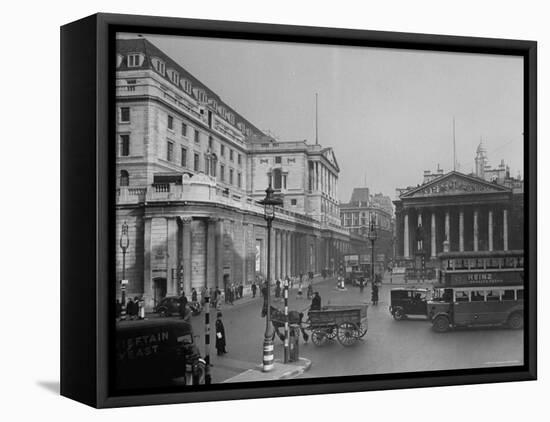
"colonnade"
402,206,510,259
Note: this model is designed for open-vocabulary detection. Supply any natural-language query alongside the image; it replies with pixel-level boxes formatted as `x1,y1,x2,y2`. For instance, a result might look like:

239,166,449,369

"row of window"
453,288,523,302
120,53,252,134
166,113,242,165
118,107,243,166
165,141,242,188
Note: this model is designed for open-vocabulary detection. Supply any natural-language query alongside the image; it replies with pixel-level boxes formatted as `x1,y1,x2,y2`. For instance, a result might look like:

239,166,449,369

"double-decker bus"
428,250,524,332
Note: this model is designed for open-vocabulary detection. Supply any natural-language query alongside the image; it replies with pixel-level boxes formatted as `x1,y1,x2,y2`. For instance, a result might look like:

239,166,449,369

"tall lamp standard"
119,221,130,320
368,216,378,284
259,183,283,372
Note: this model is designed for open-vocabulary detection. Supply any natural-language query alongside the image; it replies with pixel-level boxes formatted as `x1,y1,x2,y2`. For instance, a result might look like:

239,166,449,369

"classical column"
143,218,153,308
206,218,216,289
242,223,248,284
404,212,410,258
488,210,494,251
281,230,287,279
431,212,436,258
167,218,179,296
473,210,479,252
459,210,464,252
503,209,509,251
445,210,450,247
216,219,224,289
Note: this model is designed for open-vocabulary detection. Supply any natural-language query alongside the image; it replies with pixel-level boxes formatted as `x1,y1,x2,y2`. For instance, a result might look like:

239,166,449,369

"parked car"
389,288,429,320
155,296,182,317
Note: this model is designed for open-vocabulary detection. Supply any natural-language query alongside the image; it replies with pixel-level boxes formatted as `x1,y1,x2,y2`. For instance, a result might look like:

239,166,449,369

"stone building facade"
115,37,356,309
394,170,523,268
339,188,395,266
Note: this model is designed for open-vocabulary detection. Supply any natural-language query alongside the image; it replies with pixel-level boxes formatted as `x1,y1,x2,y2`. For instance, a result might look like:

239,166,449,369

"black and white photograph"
114,31,527,391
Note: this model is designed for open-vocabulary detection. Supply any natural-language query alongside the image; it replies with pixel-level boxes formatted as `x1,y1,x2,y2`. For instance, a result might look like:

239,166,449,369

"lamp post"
119,221,130,320
259,183,283,372
368,216,378,284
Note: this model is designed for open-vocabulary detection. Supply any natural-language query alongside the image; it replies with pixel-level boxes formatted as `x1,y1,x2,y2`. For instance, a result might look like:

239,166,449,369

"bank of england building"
115,38,360,309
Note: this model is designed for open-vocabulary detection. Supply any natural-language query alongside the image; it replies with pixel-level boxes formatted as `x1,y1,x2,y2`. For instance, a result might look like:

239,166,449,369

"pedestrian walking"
275,281,281,299
310,292,321,311
307,283,313,300
251,281,257,298
215,312,227,355
371,283,379,305
191,288,198,303
126,297,135,320
297,280,303,299
229,284,234,305
238,282,244,299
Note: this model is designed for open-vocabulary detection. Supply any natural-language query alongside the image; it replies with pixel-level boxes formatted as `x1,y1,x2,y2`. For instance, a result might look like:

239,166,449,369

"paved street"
174,274,524,383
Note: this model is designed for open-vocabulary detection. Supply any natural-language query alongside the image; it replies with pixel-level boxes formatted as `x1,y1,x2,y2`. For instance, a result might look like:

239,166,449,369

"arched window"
120,170,129,187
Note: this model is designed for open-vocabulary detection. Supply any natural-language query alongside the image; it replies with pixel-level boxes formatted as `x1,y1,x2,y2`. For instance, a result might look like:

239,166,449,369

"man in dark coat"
126,298,135,319
191,288,198,303
238,283,244,299
215,312,227,355
251,281,257,298
371,283,379,305
310,292,321,311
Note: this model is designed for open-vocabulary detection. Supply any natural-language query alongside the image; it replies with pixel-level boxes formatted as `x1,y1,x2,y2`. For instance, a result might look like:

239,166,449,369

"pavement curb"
278,358,312,380
222,357,312,383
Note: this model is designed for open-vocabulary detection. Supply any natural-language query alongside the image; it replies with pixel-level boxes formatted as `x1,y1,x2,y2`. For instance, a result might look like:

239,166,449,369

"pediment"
322,148,340,171
400,171,510,199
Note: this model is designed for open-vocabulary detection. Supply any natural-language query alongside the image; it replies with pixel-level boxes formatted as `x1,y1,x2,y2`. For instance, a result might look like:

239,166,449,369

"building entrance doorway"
153,277,167,307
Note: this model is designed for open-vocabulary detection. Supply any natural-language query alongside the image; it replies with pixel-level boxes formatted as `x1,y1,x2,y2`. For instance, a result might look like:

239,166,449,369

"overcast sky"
124,33,524,202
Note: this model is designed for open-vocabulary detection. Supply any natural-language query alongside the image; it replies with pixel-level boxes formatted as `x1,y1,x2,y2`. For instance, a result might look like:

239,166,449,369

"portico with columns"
394,171,523,268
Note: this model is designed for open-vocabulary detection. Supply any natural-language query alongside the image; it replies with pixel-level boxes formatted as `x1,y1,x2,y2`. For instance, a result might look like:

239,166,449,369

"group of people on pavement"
115,296,145,320
224,282,244,305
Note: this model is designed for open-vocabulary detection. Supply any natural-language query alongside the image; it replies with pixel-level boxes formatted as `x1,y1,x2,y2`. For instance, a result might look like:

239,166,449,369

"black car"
155,296,182,317
389,288,429,320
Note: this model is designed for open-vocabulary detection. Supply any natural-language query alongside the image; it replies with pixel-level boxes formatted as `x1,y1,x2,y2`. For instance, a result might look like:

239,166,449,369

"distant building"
393,145,523,267
340,188,394,266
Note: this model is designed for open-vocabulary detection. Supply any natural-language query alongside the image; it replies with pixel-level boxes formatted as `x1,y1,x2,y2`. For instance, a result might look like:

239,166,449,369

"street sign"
121,279,129,285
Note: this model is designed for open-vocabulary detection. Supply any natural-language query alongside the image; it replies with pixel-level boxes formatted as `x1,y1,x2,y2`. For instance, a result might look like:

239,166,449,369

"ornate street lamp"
259,183,283,372
368,216,378,284
119,221,130,320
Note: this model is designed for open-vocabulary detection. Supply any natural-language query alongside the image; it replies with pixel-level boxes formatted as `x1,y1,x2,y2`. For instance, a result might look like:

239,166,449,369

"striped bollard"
204,291,211,384
283,280,289,363
263,338,274,371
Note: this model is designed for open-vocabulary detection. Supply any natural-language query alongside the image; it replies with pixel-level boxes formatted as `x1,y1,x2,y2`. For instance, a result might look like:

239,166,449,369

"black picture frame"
61,12,537,408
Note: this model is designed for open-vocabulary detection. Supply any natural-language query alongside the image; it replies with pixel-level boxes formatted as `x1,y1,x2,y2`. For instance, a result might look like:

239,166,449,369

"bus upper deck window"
471,291,484,302
503,290,515,300
517,289,524,300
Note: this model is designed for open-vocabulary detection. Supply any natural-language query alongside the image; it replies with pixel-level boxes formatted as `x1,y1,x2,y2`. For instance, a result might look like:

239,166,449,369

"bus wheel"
508,312,523,329
393,308,406,321
432,316,450,333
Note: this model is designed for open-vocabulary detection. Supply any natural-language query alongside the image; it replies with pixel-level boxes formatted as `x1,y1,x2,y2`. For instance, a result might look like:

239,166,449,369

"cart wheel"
393,308,406,321
337,322,358,346
311,330,327,346
327,327,337,339
356,323,368,338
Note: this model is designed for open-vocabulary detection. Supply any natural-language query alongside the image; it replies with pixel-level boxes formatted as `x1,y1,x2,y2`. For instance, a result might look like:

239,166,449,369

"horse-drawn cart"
307,304,368,347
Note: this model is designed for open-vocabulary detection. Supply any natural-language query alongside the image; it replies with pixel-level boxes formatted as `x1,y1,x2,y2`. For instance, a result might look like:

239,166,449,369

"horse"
262,304,309,342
